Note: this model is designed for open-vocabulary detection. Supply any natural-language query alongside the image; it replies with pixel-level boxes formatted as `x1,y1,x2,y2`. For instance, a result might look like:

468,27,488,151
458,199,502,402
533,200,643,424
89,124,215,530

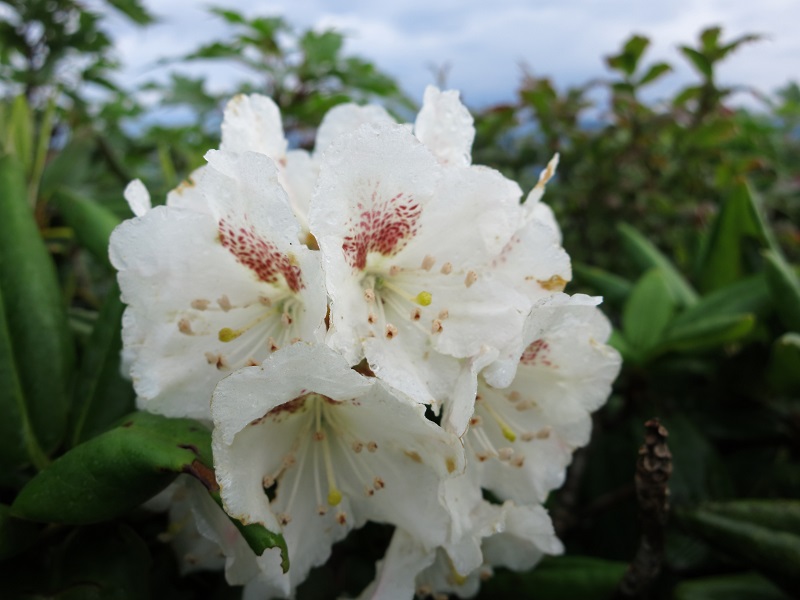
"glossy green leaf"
54,189,122,267
622,268,676,354
763,250,800,332
69,283,135,446
12,412,213,524
480,556,627,600
618,222,698,306
698,182,774,292
573,263,633,307
0,503,40,560
767,333,800,393
0,155,73,459
660,313,755,353
11,411,289,569
674,572,788,600
678,505,800,595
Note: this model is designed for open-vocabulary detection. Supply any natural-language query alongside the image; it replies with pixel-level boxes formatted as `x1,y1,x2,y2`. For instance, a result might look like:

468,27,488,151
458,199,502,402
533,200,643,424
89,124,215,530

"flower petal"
414,86,475,167
220,94,287,159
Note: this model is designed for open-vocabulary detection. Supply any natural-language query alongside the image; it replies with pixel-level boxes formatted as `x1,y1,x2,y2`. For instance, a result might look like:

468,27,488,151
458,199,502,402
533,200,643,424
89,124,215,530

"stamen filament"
482,400,518,442
218,305,279,342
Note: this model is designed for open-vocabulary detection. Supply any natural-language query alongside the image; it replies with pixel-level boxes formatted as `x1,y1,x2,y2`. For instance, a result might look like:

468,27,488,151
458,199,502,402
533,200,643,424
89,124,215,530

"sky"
102,0,800,110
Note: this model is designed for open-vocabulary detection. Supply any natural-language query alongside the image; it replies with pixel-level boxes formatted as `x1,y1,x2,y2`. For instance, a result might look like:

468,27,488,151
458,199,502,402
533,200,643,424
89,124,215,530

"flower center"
267,394,385,528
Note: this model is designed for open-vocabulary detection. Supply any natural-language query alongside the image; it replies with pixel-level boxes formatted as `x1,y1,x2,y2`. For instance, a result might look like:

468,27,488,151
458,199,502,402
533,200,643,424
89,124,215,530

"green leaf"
767,333,800,393
573,263,633,307
480,555,627,600
618,222,698,306
698,182,774,292
637,61,672,86
674,572,789,600
659,313,755,353
680,46,713,79
700,500,800,537
0,503,40,560
622,268,676,354
5,95,33,176
12,412,213,524
0,285,46,474
104,0,156,25
11,411,289,569
678,504,800,595
54,189,122,267
669,274,770,331
69,283,135,446
0,156,73,460
606,35,650,78
763,250,800,331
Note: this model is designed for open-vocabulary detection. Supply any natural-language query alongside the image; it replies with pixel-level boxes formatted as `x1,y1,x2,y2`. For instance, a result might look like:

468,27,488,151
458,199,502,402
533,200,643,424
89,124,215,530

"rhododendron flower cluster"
110,86,621,599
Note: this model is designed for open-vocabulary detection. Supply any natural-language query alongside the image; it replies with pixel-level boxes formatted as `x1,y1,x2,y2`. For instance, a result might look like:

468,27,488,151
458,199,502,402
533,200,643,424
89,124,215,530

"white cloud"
99,0,799,108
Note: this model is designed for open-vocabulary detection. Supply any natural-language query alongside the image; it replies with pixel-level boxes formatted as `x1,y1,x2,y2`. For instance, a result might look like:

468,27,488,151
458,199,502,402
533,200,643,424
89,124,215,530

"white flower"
358,501,562,600
468,294,622,504
309,121,535,412
110,150,327,420
211,343,465,595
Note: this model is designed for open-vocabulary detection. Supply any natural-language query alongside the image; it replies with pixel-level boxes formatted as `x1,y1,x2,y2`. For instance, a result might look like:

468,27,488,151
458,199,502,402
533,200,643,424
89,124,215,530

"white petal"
482,503,564,570
124,179,151,217
356,529,435,600
524,154,559,206
310,122,440,271
220,94,287,160
315,103,395,156
166,166,211,214
414,86,475,167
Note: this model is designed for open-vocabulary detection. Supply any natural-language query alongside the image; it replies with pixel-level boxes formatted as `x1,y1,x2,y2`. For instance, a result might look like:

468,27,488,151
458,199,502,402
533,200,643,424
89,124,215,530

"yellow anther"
501,426,517,443
218,327,243,342
415,291,433,306
327,488,342,506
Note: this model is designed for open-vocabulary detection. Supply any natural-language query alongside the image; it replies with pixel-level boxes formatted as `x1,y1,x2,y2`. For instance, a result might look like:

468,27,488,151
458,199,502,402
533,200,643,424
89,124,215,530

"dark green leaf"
573,263,633,307
480,556,627,600
12,412,289,569
0,156,73,459
763,250,800,331
618,222,698,306
12,412,213,524
700,500,800,537
678,505,800,595
674,572,788,600
54,188,122,267
622,268,676,354
69,283,135,446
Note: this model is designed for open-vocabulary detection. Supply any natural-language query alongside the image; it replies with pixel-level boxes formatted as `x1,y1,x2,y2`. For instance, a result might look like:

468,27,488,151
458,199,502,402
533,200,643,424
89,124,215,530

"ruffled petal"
414,86,475,167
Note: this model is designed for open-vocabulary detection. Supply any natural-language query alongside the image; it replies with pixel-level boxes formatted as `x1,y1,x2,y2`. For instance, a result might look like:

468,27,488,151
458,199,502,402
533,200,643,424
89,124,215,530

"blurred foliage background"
1,1,799,599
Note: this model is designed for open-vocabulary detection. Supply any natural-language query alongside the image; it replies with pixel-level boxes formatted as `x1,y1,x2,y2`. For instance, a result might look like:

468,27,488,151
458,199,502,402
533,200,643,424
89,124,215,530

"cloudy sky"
103,0,799,108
